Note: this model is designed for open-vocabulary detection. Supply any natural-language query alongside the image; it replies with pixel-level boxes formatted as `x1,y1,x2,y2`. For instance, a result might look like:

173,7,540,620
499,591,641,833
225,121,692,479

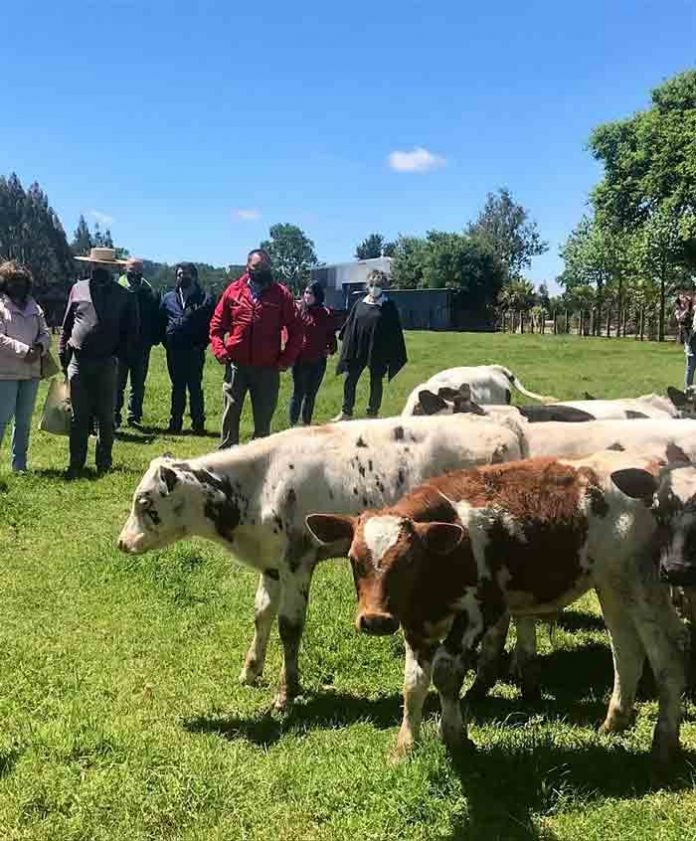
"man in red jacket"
209,249,303,448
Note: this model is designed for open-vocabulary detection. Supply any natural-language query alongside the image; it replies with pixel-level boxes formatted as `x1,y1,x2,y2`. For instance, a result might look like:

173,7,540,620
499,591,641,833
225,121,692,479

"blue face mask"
367,285,382,298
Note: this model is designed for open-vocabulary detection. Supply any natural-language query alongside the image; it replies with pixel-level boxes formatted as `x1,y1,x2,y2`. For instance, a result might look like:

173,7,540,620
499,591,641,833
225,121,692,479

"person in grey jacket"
0,261,51,472
59,248,138,478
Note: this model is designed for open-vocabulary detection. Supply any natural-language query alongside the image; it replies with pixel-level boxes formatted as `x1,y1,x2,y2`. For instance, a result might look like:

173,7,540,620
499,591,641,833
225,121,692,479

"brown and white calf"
118,414,526,708
306,453,689,771
401,365,556,416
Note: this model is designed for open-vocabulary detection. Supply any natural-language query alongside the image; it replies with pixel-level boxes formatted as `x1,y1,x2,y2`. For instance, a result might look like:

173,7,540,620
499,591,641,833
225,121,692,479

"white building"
310,257,393,309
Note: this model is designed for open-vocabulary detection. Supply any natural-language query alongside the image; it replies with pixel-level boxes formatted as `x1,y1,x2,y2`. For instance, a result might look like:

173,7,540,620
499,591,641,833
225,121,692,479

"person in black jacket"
114,258,160,427
59,247,139,477
159,263,215,434
333,270,407,420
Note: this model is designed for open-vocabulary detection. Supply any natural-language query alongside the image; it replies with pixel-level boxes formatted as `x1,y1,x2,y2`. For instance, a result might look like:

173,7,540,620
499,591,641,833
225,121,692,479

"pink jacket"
0,293,51,380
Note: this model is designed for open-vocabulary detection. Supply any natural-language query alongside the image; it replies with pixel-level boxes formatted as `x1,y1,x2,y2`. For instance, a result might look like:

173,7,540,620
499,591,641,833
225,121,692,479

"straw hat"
75,247,128,267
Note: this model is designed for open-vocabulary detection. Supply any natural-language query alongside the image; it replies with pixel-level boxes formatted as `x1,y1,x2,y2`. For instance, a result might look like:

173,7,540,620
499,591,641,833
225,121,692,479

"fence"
498,306,680,341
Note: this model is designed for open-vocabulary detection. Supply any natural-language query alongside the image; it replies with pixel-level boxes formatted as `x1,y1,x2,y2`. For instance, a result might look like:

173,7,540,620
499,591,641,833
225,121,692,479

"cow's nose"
117,539,128,553
358,613,400,636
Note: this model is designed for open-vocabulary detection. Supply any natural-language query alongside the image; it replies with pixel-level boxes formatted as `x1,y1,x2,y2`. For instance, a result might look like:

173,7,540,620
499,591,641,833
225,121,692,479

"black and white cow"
118,414,527,708
401,365,556,416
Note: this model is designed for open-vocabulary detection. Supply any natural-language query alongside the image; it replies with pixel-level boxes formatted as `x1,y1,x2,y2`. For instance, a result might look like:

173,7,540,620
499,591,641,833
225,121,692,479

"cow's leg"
630,592,688,770
512,617,542,701
433,645,472,750
596,585,646,733
466,612,510,700
274,546,317,710
240,571,281,685
393,640,434,759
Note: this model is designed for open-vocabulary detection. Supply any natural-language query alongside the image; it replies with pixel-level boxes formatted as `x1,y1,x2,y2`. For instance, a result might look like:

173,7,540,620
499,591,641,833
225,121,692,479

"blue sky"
3,1,694,288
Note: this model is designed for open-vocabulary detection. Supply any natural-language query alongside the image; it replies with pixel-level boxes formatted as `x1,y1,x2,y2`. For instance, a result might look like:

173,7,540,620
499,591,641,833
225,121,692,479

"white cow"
118,414,527,708
413,385,680,422
401,365,556,416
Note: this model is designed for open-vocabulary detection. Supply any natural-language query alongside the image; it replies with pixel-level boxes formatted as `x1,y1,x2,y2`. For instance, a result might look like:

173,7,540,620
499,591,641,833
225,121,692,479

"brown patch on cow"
626,410,648,419
356,436,368,448
491,443,508,464
393,425,405,441
607,442,625,452
666,442,691,465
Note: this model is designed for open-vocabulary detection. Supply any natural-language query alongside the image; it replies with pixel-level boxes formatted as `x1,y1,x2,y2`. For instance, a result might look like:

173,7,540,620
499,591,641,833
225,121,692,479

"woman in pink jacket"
0,261,51,471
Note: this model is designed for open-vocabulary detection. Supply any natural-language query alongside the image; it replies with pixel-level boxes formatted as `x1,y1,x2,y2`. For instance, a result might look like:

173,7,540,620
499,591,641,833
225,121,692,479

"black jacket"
160,284,215,350
118,275,161,347
336,296,407,380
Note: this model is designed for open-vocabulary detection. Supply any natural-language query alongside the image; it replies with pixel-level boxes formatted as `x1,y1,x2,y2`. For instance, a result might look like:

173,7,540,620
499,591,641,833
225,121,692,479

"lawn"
1,332,695,841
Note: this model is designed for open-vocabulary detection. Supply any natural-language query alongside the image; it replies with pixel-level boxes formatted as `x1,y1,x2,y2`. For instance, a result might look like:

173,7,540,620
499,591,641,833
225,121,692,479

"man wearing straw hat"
59,247,139,478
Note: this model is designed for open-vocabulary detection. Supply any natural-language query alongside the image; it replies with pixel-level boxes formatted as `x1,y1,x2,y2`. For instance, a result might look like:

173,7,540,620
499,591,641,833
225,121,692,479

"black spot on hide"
393,425,404,441
356,436,368,448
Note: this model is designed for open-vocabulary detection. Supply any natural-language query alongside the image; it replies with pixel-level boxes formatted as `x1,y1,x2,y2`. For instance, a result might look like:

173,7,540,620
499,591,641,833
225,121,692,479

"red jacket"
209,275,303,368
295,303,338,363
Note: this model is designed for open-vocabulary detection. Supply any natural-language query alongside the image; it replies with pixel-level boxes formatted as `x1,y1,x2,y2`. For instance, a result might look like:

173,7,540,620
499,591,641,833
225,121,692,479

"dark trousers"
220,363,280,449
115,346,151,424
342,362,387,417
289,358,326,426
166,346,205,430
68,355,118,470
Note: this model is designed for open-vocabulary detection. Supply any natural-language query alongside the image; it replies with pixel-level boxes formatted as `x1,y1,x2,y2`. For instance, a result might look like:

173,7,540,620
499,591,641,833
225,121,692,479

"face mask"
249,267,273,286
127,271,142,286
178,275,193,289
303,292,316,306
368,285,382,298
6,281,27,302
91,268,112,285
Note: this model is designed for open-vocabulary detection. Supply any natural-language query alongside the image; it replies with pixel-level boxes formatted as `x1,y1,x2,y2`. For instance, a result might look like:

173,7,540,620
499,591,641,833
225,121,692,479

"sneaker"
331,411,352,422
366,411,379,419
65,467,82,480
166,423,183,434
96,465,112,477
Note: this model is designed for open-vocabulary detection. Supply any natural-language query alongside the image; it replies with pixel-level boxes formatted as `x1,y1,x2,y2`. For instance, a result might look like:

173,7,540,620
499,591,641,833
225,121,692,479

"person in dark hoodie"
159,262,215,434
289,281,337,426
333,270,407,420
59,247,139,477
114,257,160,428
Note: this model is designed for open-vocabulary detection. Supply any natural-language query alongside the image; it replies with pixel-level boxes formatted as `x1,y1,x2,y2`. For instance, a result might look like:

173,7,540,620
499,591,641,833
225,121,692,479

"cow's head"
611,450,696,586
306,512,464,635
667,386,696,419
415,383,486,417
118,457,239,554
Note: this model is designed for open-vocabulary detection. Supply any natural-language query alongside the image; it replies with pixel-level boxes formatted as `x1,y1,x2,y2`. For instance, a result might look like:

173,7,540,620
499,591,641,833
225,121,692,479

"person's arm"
325,309,338,355
209,290,232,361
384,301,407,379
120,294,140,361
35,304,51,353
278,292,304,368
58,289,76,369
0,310,31,359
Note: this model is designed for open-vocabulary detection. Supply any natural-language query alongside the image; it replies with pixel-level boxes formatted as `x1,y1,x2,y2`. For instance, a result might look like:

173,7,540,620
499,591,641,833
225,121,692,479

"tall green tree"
0,173,74,300
355,233,385,260
389,235,428,289
590,69,696,266
71,215,93,256
260,223,319,293
467,187,548,280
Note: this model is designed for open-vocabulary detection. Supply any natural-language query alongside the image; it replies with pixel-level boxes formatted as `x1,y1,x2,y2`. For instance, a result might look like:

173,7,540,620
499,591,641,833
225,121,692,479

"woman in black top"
333,270,407,419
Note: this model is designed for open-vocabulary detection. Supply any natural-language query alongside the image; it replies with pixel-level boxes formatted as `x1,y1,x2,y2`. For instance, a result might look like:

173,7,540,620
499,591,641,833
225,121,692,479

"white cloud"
89,209,114,226
387,147,446,173
233,208,261,221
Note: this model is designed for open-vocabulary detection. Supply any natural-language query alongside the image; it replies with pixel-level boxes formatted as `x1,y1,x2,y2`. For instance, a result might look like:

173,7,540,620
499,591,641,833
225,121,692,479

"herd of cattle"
118,363,696,775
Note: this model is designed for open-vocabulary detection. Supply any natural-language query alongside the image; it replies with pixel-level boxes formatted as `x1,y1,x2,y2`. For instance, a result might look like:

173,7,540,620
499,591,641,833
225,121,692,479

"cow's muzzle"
357,612,400,636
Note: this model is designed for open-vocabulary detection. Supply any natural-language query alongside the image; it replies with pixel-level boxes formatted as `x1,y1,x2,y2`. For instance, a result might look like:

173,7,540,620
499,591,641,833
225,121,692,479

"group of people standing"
0,247,407,475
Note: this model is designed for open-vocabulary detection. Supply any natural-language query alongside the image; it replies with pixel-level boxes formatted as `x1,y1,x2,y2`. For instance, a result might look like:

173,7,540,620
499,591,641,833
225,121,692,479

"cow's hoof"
650,733,682,784
389,738,413,764
599,708,635,734
239,662,262,686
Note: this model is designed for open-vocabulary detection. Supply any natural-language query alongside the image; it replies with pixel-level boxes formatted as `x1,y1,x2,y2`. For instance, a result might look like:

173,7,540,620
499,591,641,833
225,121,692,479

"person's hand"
24,346,39,363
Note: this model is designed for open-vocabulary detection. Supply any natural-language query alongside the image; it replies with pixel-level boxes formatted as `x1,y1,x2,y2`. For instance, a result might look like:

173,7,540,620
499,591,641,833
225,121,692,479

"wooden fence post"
564,310,569,334
553,310,557,334
639,307,645,341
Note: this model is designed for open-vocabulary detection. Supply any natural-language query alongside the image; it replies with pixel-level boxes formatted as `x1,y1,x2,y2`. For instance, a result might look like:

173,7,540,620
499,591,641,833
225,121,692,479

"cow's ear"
583,391,596,400
457,383,472,400
418,390,448,415
611,468,658,501
437,386,460,401
666,442,691,465
159,464,179,495
305,514,355,547
454,397,485,415
415,521,464,555
668,386,688,407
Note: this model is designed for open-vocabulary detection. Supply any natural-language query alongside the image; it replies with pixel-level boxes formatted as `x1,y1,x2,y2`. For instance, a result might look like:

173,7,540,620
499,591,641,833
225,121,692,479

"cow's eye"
137,496,150,509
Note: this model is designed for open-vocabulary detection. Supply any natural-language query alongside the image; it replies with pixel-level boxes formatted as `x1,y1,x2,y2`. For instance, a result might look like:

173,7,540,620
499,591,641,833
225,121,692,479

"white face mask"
367,285,382,299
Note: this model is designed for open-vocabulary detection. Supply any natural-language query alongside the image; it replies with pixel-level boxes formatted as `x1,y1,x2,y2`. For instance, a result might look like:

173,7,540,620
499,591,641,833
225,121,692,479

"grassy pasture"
1,332,695,840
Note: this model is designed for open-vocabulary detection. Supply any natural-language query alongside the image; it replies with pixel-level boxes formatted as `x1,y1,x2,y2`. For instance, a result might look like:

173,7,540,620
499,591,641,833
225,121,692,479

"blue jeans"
0,378,41,471
685,346,696,389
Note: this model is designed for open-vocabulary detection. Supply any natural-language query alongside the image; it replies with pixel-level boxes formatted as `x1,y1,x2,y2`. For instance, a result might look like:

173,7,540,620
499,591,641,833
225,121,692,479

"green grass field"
1,332,695,841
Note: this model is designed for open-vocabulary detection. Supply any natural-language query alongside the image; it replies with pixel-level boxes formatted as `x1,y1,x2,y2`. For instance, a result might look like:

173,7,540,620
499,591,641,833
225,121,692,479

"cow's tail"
499,366,558,404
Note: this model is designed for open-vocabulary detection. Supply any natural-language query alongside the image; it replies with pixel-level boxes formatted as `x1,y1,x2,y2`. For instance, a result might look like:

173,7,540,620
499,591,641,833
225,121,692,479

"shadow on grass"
555,610,606,634
441,741,696,840
0,746,22,780
114,430,156,444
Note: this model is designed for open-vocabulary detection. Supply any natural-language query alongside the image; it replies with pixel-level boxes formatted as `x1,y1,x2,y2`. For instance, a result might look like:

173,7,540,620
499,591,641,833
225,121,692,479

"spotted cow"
118,414,527,708
306,452,689,773
413,386,681,422
401,365,556,416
